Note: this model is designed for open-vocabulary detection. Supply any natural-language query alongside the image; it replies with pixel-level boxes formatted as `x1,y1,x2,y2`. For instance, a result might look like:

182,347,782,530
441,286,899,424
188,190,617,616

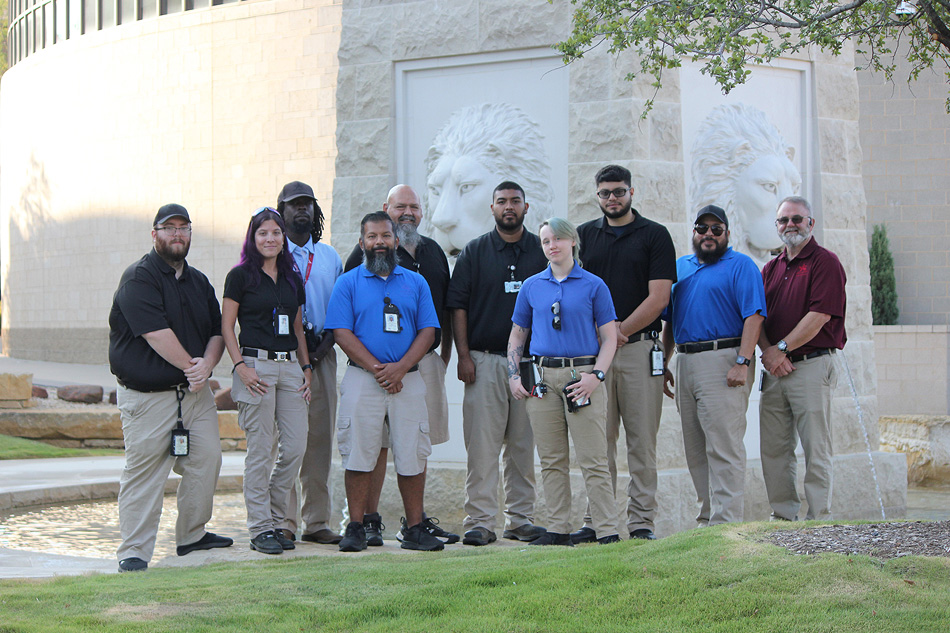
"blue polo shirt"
288,238,342,333
325,264,440,364
664,247,766,344
512,262,617,358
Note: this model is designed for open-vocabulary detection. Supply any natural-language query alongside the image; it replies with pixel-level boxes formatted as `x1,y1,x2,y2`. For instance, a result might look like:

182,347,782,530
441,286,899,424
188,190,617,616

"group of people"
108,163,847,571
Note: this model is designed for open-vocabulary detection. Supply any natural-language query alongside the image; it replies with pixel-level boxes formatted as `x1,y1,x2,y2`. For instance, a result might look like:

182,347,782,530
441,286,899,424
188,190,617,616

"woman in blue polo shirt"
222,207,312,556
507,217,620,546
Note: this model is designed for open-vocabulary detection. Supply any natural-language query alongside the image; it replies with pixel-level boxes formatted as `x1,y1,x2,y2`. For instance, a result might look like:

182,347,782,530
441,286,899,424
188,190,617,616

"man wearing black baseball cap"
109,203,232,572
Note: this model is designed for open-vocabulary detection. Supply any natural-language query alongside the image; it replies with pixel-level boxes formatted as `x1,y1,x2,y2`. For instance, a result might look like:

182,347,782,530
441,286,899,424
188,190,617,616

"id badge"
278,314,290,336
384,312,400,333
650,347,665,377
504,280,522,294
171,428,190,456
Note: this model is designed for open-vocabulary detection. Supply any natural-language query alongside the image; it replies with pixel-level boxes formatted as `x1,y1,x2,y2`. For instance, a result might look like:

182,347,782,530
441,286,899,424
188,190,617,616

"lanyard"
292,251,315,283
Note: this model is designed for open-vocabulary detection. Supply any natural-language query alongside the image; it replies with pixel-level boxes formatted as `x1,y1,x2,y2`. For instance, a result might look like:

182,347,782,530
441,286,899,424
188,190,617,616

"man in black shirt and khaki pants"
109,204,231,572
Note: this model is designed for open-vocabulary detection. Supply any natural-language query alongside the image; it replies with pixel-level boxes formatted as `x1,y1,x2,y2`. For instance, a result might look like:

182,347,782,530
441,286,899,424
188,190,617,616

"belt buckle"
274,351,289,362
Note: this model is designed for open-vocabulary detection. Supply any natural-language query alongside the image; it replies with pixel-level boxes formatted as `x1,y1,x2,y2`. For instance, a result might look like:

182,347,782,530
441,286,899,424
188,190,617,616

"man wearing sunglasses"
573,164,676,543
661,205,766,526
758,196,847,521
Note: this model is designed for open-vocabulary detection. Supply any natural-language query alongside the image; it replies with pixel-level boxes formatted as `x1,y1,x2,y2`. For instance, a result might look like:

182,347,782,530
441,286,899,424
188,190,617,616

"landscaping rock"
32,386,49,399
108,389,117,405
214,387,237,411
209,379,221,391
57,385,104,404
0,373,32,400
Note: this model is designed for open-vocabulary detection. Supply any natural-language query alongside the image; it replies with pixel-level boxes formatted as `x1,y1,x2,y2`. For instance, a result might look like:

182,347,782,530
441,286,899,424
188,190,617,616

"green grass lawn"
0,434,121,459
1,523,947,632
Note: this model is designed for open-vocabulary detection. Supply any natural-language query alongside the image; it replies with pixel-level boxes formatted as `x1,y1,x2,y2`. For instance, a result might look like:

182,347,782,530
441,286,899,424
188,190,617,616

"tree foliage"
870,223,900,325
555,0,950,115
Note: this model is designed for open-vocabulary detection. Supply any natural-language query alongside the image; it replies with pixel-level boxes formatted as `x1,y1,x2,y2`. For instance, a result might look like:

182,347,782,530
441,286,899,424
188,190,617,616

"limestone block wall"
0,0,342,362
874,325,950,415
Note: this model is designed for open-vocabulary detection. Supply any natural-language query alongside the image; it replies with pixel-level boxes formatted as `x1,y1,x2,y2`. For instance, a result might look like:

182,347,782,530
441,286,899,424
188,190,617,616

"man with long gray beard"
758,196,846,521
326,212,444,552
661,205,766,526
343,185,457,546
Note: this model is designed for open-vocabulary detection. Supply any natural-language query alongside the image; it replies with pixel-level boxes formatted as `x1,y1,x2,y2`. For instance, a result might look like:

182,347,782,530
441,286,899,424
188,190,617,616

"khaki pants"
759,353,837,520
419,351,450,445
526,365,618,538
674,347,754,525
233,357,308,538
116,384,221,562
583,339,663,532
462,351,537,532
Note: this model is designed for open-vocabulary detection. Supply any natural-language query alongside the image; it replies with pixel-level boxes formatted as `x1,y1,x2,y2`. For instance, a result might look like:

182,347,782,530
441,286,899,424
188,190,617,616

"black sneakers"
397,515,460,544
462,527,497,546
363,513,385,547
176,532,234,556
399,518,445,551
339,521,367,552
503,524,547,542
250,531,283,555
118,557,148,572
630,528,657,540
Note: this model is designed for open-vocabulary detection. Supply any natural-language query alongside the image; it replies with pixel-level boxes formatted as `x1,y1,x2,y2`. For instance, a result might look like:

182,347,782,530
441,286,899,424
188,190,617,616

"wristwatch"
591,370,606,382
735,355,751,366
777,340,789,354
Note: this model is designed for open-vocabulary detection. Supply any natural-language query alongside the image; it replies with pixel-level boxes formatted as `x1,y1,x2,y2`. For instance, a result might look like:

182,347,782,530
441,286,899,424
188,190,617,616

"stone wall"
874,325,949,415
0,0,342,362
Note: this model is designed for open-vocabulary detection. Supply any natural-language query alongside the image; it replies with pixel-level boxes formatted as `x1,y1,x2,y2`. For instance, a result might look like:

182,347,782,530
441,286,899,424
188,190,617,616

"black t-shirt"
446,229,548,352
345,235,449,350
223,266,306,352
577,212,677,334
109,250,222,391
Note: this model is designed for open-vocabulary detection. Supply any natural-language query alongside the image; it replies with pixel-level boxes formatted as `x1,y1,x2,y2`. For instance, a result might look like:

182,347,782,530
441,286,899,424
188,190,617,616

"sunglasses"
694,224,725,236
775,215,810,226
596,187,630,200
253,206,277,217
551,301,561,331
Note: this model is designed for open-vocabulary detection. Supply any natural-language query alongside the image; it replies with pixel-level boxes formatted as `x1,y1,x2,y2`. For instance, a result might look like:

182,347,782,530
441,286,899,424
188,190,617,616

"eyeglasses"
596,188,629,200
155,226,192,236
551,301,561,331
253,206,277,216
775,215,810,226
694,224,725,236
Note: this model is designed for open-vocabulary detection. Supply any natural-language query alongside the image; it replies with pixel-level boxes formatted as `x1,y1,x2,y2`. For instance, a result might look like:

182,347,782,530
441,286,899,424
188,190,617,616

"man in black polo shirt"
343,184,457,545
109,203,231,572
574,165,677,542
447,181,549,546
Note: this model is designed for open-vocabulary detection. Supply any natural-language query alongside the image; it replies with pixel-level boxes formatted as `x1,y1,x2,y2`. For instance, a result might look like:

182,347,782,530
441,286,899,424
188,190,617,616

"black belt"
788,348,835,363
627,331,658,343
117,380,187,394
676,337,742,354
347,359,419,372
241,347,297,362
534,356,597,368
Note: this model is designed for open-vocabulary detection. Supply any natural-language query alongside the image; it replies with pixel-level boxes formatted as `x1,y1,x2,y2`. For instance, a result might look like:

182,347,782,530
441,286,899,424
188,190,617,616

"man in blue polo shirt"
325,211,443,552
661,205,766,526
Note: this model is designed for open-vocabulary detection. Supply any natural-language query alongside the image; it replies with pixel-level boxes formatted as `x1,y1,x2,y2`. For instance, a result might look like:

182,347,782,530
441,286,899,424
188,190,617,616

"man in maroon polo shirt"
757,196,847,521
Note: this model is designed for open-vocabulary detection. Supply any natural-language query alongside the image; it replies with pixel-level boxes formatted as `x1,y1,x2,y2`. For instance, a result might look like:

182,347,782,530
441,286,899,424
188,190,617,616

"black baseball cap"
154,203,191,226
277,181,316,205
694,204,728,228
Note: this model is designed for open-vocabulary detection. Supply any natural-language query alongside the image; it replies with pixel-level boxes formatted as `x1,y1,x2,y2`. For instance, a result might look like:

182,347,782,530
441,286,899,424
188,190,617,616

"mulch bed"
763,521,950,559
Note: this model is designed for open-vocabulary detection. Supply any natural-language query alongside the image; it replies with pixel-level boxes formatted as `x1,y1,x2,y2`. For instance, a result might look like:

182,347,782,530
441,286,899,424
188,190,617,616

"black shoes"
503,524,547,542
570,526,597,544
598,534,622,545
250,531,283,555
462,527,497,546
396,515,460,545
363,513,385,547
630,528,657,540
528,532,574,546
118,557,148,572
274,530,296,550
339,521,368,552
301,528,343,544
399,518,445,551
176,532,234,556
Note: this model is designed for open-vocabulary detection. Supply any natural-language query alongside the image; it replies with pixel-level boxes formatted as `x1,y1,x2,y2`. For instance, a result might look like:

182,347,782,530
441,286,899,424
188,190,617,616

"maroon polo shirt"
762,238,847,355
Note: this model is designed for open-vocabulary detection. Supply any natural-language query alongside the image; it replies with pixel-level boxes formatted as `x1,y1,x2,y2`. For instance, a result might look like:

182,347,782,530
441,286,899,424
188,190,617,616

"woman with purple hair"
222,207,312,556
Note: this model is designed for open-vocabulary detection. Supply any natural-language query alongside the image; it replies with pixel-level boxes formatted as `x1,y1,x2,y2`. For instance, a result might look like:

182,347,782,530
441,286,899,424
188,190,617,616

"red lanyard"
294,252,315,283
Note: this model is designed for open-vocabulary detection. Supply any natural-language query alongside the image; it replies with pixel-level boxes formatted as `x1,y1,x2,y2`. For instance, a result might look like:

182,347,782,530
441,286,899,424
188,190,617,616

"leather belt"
676,338,742,354
788,348,835,363
241,347,297,362
347,359,419,372
534,356,597,368
627,331,658,343
117,380,187,394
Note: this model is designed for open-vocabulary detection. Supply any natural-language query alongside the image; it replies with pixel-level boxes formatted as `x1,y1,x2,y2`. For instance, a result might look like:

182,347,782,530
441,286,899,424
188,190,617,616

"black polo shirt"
446,229,548,352
577,211,677,334
345,235,449,350
223,266,306,352
109,249,222,392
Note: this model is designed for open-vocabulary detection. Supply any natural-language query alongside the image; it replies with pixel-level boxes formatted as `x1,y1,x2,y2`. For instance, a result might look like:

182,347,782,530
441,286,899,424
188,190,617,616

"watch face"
778,340,788,353
593,370,605,381
736,356,750,366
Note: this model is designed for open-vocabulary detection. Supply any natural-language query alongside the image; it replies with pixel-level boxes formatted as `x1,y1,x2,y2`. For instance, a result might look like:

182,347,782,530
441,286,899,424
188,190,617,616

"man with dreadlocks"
277,181,345,545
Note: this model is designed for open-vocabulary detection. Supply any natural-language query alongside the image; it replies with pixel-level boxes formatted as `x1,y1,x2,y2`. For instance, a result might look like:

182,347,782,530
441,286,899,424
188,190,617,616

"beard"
363,245,399,276
781,224,812,248
395,221,422,250
693,236,728,265
600,197,632,220
155,237,190,264
290,214,312,235
495,211,525,233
